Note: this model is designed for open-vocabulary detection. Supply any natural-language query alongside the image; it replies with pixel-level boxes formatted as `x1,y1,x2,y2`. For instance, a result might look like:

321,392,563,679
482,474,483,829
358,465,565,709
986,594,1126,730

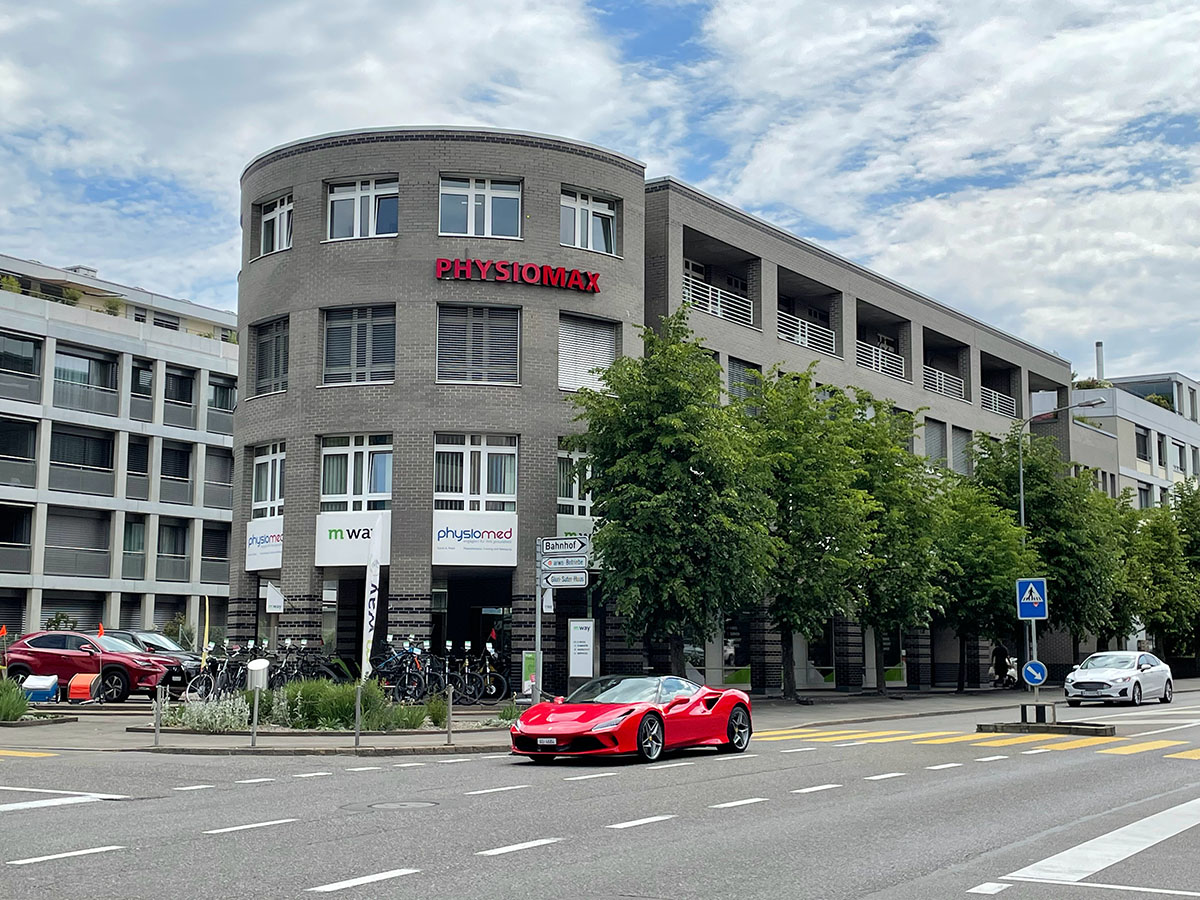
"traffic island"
976,721,1116,737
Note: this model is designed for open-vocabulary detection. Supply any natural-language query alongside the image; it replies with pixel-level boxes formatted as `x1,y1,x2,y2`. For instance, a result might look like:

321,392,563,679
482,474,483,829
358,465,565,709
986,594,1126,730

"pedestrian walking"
991,641,1009,687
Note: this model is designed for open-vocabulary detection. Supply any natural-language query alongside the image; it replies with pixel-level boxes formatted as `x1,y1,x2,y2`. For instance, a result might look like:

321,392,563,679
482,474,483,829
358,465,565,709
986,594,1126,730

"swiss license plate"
170,675,183,682
1082,691,1099,697
537,737,557,747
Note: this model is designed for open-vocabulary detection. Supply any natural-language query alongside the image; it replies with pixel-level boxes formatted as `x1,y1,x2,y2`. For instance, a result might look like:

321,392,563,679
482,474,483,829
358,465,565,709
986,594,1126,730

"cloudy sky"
2,0,1197,377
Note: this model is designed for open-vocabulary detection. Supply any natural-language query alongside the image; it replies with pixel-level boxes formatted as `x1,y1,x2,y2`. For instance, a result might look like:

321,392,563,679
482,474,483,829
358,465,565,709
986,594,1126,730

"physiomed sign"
435,258,600,293
315,511,392,567
245,517,283,571
433,511,519,566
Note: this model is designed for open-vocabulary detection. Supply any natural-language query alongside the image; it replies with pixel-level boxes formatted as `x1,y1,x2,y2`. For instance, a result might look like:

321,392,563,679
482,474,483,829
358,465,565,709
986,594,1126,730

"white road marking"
345,766,381,772
834,741,866,747
476,838,561,856
967,884,1011,894
482,754,512,759
173,785,214,791
0,796,102,813
1021,749,1053,755
439,758,469,764
465,785,529,795
1004,876,1200,896
607,815,676,829
647,762,693,769
780,747,816,754
306,868,421,892
203,819,297,835
1130,722,1200,737
7,846,124,866
975,756,1009,762
292,772,331,778
0,786,123,798
1006,796,1200,882
564,773,615,781
235,778,275,784
392,762,425,768
864,772,905,781
710,798,769,809
714,753,758,761
791,784,842,794
926,763,963,770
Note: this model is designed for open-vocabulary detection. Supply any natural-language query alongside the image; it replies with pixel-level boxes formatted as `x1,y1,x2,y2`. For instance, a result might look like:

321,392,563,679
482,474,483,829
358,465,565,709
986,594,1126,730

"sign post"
534,537,592,704
1016,578,1049,704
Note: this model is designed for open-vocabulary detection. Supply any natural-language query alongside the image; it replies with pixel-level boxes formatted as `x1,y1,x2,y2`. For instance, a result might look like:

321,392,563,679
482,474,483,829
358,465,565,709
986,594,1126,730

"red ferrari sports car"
511,674,752,763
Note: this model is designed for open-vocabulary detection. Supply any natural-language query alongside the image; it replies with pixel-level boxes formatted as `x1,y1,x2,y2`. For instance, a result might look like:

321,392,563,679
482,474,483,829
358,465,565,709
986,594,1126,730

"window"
0,418,35,460
26,634,67,650
260,192,293,256
1191,388,1198,422
323,306,395,384
153,312,180,331
924,418,947,465
727,357,760,402
1193,447,1199,477
131,360,153,397
127,437,149,475
252,442,285,519
327,177,398,239
50,427,113,470
129,306,147,323
161,442,192,480
439,177,521,238
320,434,392,512
205,448,233,486
557,444,591,516
0,332,39,376
1161,487,1171,507
164,367,194,405
1175,443,1186,473
1135,427,1150,462
437,306,519,384
54,350,115,389
434,433,517,511
1138,482,1152,509
558,315,618,392
158,518,189,556
208,376,236,411
1157,434,1168,467
253,317,288,395
123,517,145,553
560,190,616,254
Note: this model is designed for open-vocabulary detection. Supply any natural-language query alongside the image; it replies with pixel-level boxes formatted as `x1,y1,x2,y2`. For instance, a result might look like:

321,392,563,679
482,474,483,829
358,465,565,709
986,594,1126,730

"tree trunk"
956,633,967,693
781,626,796,700
1071,633,1080,666
873,627,887,695
669,634,686,677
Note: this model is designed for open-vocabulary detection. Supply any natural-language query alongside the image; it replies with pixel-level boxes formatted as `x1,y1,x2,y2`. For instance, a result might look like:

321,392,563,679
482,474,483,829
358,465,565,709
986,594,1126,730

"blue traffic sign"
1017,578,1049,620
1022,660,1048,686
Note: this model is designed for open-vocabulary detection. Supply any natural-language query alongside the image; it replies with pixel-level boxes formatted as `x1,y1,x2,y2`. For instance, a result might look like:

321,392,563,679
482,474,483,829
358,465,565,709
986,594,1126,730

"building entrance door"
445,571,512,678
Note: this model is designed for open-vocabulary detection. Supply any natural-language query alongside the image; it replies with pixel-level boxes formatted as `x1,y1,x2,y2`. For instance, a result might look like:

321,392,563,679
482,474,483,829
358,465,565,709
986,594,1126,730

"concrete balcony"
163,399,195,429
923,367,966,401
0,368,41,404
856,341,906,380
203,481,233,509
44,545,110,577
49,462,114,496
160,476,193,505
53,379,119,416
122,551,145,580
777,310,837,356
0,542,31,573
981,386,1018,418
157,553,190,582
200,557,229,584
0,455,36,488
683,274,756,329
207,408,233,435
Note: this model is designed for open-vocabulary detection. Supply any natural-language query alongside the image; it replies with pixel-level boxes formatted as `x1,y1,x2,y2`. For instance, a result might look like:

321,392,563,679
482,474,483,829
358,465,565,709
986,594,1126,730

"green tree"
1130,506,1199,654
852,398,943,693
747,367,875,698
1172,480,1200,655
569,307,777,675
933,478,1039,691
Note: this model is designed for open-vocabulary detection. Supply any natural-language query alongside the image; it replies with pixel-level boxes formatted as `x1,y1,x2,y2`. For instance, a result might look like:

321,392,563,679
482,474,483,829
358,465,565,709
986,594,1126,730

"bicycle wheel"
184,673,214,702
450,673,482,706
392,671,426,703
480,671,508,705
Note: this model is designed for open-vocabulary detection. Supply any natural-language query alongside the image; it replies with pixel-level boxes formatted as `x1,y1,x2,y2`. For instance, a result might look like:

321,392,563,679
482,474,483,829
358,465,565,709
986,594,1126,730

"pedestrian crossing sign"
1016,578,1048,620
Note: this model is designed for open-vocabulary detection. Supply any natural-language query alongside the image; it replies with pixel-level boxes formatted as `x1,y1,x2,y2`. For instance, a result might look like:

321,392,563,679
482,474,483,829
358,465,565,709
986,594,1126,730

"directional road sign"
543,571,588,589
538,536,591,556
542,555,588,571
1022,660,1048,686
1017,578,1049,621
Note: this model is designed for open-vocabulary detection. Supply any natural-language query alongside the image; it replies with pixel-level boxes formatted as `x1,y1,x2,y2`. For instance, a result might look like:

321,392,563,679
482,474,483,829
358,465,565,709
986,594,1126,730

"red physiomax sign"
435,257,600,293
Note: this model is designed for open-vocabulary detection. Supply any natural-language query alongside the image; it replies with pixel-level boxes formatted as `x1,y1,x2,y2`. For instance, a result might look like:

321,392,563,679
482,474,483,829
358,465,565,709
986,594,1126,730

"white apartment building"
0,253,237,638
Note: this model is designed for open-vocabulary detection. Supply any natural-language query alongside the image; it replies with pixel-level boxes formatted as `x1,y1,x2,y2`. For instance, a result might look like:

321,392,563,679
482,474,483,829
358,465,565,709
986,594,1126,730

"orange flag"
0,624,6,637
98,622,105,636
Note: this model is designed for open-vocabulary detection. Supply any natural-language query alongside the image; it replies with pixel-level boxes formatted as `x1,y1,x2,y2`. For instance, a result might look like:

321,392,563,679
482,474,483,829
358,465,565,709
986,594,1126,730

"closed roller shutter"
558,315,618,392
44,509,108,548
153,596,184,629
924,418,946,465
119,595,141,629
437,306,519,383
41,592,103,631
951,427,972,475
0,590,25,636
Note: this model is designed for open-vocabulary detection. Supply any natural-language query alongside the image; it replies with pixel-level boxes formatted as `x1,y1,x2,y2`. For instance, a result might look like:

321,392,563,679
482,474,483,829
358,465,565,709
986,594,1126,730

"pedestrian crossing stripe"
0,750,58,758
756,729,867,742
806,730,909,742
1098,740,1188,755
1164,748,1200,760
1037,736,1125,751
973,734,1074,747
754,727,862,738
860,732,958,743
916,734,1011,744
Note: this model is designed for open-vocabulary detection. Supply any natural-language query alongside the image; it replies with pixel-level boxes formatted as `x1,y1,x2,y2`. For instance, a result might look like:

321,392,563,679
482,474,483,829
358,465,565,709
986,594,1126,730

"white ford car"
1064,650,1173,707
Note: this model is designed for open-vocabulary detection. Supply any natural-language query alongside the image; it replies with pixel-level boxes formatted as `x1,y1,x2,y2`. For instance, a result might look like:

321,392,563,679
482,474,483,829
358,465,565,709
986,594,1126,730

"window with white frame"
327,177,398,240
436,306,519,384
727,357,760,402
557,443,591,516
320,434,392,511
323,305,395,384
560,189,616,254
558,315,618,392
438,177,521,238
433,434,517,511
252,442,285,519
260,192,293,256
253,317,288,395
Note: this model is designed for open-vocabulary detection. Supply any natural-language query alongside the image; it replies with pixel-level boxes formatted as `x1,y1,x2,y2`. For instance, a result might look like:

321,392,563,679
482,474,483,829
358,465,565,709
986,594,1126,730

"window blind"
558,315,618,391
438,306,519,383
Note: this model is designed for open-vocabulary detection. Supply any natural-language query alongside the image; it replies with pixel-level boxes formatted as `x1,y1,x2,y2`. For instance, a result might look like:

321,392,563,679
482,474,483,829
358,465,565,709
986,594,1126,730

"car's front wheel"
1161,680,1174,704
720,705,752,753
101,668,130,703
1129,682,1142,706
636,714,664,762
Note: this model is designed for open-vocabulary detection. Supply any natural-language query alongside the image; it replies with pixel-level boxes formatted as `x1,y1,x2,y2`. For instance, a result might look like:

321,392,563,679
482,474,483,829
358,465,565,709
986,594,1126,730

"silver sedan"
1064,650,1173,707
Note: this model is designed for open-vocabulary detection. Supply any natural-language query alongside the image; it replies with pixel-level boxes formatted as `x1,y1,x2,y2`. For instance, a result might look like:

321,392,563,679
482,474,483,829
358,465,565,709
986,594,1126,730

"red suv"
3,631,169,702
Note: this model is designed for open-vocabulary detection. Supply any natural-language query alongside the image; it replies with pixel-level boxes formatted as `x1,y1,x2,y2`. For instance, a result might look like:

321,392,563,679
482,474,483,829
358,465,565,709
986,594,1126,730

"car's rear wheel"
720,705,752,753
101,668,130,703
5,666,30,685
1161,680,1173,704
1066,699,1081,707
636,714,664,762
1130,682,1142,706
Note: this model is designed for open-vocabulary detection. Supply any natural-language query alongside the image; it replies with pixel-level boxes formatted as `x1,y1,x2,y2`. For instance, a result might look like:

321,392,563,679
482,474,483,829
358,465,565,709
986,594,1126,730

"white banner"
245,517,283,571
265,582,285,614
361,514,385,681
432,511,518,566
315,512,391,567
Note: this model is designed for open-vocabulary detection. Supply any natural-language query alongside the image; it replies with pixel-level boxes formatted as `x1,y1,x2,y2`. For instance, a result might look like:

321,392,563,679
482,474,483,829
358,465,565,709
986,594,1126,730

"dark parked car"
86,629,201,695
3,631,168,702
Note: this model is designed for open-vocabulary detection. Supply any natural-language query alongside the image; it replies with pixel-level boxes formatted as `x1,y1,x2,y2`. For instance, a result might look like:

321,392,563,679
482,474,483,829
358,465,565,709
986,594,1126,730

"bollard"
446,684,454,747
250,688,260,748
153,684,163,748
354,682,363,751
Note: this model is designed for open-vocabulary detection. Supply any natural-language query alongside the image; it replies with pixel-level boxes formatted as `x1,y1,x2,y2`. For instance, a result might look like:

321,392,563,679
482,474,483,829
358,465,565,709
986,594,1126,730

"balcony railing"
0,542,31,573
130,393,152,422
856,341,906,380
49,462,115,496
981,386,1018,418
0,454,36,487
160,475,193,505
126,472,149,500
0,367,41,404
683,274,756,329
44,545,110,577
777,310,837,356
157,553,190,582
923,367,966,400
200,556,229,584
163,398,195,429
207,407,234,435
204,481,233,509
53,378,119,416
122,551,145,580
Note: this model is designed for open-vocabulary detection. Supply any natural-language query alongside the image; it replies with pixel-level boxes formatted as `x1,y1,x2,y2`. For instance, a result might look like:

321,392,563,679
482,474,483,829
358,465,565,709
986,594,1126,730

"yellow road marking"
0,749,58,758
806,730,909,742
1037,737,1125,751
972,734,1076,747
755,729,866,742
1165,748,1200,760
754,726,843,737
859,732,957,743
917,734,1010,744
1099,740,1188,756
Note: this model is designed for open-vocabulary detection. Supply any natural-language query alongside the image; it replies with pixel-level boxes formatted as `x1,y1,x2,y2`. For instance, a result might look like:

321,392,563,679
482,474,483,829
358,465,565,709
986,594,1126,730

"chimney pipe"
1095,341,1104,381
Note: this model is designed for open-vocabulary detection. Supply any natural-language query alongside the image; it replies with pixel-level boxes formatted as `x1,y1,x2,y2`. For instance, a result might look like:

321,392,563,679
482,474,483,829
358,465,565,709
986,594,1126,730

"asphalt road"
3,702,1200,899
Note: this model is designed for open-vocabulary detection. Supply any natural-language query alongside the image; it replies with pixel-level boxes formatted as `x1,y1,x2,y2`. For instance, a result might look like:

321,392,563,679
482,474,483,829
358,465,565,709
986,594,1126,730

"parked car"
1064,650,1173,707
3,631,169,702
511,674,752,763
85,629,201,696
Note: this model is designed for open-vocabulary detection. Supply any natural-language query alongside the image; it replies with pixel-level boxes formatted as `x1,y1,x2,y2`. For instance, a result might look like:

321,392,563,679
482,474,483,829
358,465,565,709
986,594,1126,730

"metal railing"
157,553,190,582
683,274,756,329
200,556,229,583
160,475,193,505
923,367,966,400
203,480,233,509
163,398,195,428
0,367,41,403
122,551,146,580
126,472,149,500
207,407,234,435
44,545,110,577
855,341,906,380
130,393,152,422
777,310,837,356
981,386,1018,418
0,454,36,487
53,378,119,416
0,542,31,573
48,461,115,496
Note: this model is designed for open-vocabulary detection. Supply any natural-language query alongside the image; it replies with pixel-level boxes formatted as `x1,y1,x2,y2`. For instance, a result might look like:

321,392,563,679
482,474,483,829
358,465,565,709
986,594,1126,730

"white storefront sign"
568,618,596,678
432,511,519,566
245,517,283,571
315,511,392,567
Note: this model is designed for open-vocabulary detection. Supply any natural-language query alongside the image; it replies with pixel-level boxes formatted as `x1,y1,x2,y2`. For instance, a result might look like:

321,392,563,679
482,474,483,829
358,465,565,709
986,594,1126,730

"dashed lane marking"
204,819,297,835
780,747,816,754
173,785,214,791
859,732,957,743
834,742,866,747
1099,740,1188,756
791,784,842,794
306,868,421,892
482,754,512,759
966,884,1011,894
647,762,693,770
476,838,561,855
564,773,615,781
393,763,425,768
465,785,529,795
713,753,758,761
235,778,275,784
345,766,382,772
439,758,470,764
1021,749,1053,755
1036,737,1125,751
292,772,332,778
926,763,963,770
7,846,124,866
607,815,676,829
975,756,1008,762
864,772,905,781
710,798,769,809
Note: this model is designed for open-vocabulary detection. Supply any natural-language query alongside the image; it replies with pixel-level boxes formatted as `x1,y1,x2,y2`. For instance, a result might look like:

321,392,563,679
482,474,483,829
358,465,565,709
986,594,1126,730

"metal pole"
153,684,162,748
354,682,362,751
533,582,543,706
446,684,453,747
1018,432,1030,687
251,688,260,748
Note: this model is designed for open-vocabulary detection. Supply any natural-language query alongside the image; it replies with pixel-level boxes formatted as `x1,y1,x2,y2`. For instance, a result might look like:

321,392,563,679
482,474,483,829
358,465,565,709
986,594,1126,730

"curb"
138,743,513,757
0,716,78,728
977,722,1116,736
125,725,509,737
